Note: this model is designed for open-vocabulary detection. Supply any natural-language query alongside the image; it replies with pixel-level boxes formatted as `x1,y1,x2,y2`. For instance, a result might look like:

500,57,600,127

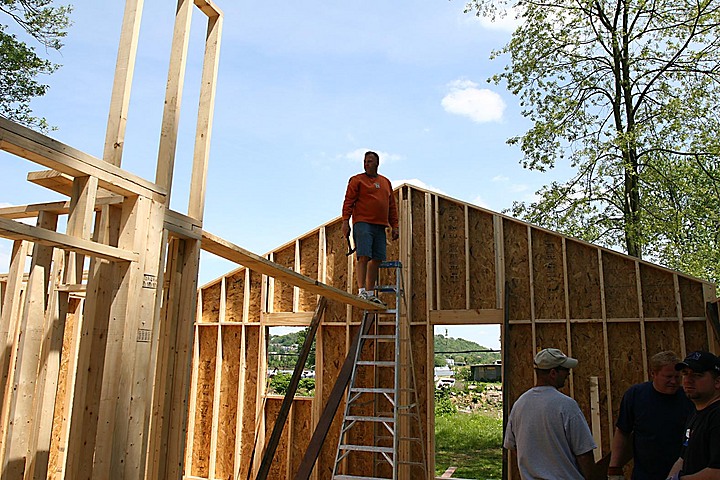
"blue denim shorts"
353,222,387,260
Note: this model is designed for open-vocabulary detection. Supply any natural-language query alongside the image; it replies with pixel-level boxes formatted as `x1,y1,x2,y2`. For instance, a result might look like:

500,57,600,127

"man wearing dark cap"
504,348,597,479
666,351,720,480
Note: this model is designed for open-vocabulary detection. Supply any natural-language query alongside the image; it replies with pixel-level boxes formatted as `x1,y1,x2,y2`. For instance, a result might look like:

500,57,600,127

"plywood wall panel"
318,325,346,480
505,324,534,406
191,327,216,477
602,253,639,319
640,265,676,318
679,276,706,317
410,189,427,323
570,322,606,445
225,270,245,323
437,198,466,310
468,207,496,309
217,326,241,479
645,321,682,358
273,246,295,312
239,325,260,478
684,321,710,353
290,399,313,477
607,323,644,432
531,230,565,320
299,234,319,312
265,398,288,480
248,271,263,322
201,283,220,323
504,219,531,321
566,240,602,319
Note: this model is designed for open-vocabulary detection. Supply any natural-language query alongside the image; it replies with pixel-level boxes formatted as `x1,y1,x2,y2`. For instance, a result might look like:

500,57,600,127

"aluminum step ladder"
331,261,427,480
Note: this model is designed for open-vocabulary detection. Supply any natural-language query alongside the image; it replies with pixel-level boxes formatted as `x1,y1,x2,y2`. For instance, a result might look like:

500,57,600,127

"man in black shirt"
666,351,720,480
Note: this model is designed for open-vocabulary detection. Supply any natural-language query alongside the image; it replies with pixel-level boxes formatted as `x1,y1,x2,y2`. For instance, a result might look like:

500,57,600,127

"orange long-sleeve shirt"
342,173,398,228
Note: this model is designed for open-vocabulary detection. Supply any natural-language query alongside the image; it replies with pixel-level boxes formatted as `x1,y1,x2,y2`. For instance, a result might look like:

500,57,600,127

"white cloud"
392,179,445,195
470,195,491,209
442,79,506,123
491,175,509,182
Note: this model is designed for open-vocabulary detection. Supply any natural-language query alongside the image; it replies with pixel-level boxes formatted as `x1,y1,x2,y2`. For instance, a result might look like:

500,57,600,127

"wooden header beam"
0,217,138,263
0,117,166,201
200,230,384,311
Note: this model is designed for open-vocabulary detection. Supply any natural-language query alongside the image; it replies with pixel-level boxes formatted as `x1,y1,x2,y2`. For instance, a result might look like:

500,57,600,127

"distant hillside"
268,330,500,368
433,335,500,367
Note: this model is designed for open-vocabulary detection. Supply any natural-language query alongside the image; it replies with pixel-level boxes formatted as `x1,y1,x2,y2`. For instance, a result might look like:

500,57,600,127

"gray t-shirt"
504,386,597,479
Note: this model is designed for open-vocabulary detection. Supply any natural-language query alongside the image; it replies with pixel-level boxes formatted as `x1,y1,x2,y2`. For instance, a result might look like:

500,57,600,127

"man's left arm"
668,468,720,480
576,451,596,480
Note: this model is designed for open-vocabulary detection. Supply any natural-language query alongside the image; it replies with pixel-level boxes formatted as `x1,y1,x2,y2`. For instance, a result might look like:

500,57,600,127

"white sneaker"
365,294,386,307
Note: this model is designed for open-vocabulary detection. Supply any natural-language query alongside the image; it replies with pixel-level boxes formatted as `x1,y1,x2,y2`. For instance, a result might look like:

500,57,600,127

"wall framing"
192,184,717,479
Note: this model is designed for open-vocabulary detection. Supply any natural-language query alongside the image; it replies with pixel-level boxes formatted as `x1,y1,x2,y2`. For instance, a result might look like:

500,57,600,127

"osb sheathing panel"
201,283,221,323
531,229,564,320
318,325,346,480
239,325,260,478
437,197,466,309
505,324,534,407
299,234,319,312
570,323,607,449
273,246,295,312
503,219,531,320
640,265,677,318
191,327,216,477
325,221,350,323
265,398,288,479
217,326,241,479
410,189,427,322
684,321,710,352
679,276,706,317
225,270,246,323
566,240,602,319
645,321,683,355
248,270,263,322
602,252,639,319
410,324,429,444
468,207,496,309
607,323,644,431
290,400,313,476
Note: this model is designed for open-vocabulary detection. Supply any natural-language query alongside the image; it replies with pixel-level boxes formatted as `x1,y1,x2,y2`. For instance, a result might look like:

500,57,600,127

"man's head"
364,151,379,176
675,351,720,408
649,351,682,395
534,348,578,389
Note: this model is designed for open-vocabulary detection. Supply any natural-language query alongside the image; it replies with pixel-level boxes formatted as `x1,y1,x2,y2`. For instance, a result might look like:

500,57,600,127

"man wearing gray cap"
504,348,597,479
665,351,720,480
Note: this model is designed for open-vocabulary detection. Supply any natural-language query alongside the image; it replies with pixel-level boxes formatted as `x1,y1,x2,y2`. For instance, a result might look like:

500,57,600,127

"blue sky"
1,1,572,349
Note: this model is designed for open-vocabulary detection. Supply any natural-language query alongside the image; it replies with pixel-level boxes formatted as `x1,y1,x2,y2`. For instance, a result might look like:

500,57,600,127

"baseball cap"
534,348,578,369
675,351,720,374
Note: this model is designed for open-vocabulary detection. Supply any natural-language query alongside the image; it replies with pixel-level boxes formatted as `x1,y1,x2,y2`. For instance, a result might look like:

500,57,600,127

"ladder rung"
345,415,395,423
360,334,396,340
349,387,394,394
339,444,394,454
356,360,395,367
334,475,393,480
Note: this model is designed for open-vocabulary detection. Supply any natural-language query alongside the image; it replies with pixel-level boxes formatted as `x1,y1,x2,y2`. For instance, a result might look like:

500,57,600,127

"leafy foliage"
465,0,720,283
267,372,315,397
434,388,458,417
0,0,72,130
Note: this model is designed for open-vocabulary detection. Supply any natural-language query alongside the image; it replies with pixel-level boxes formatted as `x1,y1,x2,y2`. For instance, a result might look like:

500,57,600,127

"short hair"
650,351,681,372
365,151,379,162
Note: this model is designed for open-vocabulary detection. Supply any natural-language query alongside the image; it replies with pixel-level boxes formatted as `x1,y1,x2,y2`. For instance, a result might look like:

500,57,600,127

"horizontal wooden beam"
200,230,384,310
263,312,314,326
429,309,503,325
27,170,118,198
0,217,138,263
0,197,123,220
193,0,223,17
0,117,165,201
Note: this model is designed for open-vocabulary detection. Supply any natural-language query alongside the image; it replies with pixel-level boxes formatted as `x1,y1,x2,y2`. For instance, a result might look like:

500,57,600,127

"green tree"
465,0,720,282
1,0,72,131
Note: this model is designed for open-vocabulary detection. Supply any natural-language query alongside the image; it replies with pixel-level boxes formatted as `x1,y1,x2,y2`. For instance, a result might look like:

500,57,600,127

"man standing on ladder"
342,150,399,306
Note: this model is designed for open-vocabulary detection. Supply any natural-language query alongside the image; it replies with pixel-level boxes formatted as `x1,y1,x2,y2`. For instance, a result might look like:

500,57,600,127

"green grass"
435,411,503,479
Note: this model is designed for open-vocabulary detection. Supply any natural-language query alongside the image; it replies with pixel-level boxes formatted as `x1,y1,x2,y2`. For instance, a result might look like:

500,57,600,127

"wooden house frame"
191,184,718,480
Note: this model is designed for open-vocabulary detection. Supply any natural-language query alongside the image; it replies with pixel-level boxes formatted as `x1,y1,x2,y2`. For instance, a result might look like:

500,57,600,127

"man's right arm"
608,427,633,478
